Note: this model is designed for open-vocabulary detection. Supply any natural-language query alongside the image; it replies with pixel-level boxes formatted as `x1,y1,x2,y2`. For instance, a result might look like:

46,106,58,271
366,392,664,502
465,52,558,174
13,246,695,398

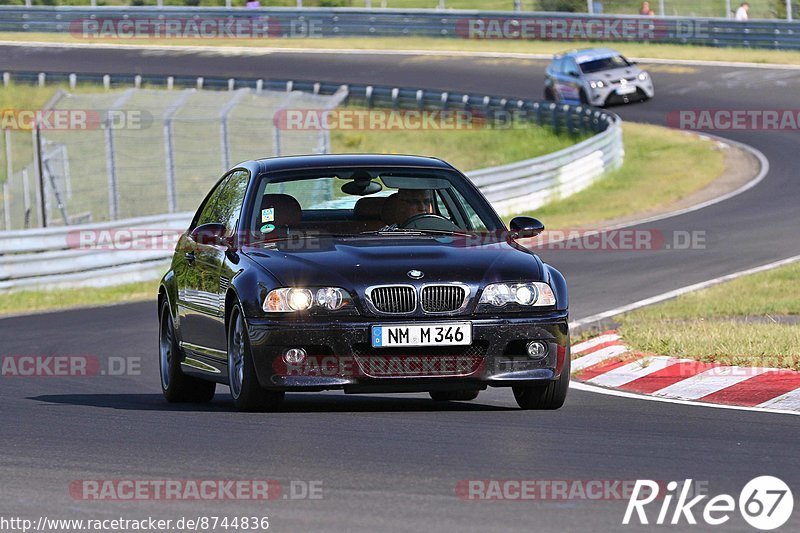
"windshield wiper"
361,226,471,237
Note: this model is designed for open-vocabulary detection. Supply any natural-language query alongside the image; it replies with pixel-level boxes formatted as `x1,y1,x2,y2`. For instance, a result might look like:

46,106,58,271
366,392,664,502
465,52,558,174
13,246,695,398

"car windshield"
246,166,499,242
578,55,630,73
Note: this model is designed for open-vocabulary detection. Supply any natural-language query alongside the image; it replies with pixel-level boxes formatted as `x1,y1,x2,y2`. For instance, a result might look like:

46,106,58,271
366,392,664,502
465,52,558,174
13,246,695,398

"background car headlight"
478,282,556,308
264,287,351,312
638,72,649,81
590,80,605,89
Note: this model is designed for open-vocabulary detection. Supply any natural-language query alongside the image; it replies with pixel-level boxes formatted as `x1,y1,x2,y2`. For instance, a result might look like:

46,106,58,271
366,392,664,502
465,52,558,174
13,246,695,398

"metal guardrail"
0,71,623,291
1,6,800,49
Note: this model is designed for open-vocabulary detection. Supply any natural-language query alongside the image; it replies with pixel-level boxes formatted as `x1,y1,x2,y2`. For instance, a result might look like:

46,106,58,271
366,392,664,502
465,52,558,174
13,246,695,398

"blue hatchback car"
544,48,654,107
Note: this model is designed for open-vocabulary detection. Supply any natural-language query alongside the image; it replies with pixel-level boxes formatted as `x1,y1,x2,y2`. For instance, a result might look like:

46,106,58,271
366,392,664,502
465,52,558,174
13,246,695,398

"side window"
192,170,250,236
193,176,230,229
216,170,250,238
565,58,579,76
551,57,563,75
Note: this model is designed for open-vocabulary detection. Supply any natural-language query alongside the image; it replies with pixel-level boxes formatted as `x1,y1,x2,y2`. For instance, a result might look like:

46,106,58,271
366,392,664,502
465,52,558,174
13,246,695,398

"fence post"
2,128,10,229
586,0,593,14
163,90,193,214
726,0,732,18
103,89,136,221
22,168,31,229
788,0,794,21
32,126,47,228
220,89,248,172
2,181,9,231
659,0,665,16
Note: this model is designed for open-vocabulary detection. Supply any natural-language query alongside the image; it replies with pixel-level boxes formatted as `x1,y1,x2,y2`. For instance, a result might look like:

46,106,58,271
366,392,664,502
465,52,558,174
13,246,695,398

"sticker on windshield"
261,208,275,223
260,223,275,234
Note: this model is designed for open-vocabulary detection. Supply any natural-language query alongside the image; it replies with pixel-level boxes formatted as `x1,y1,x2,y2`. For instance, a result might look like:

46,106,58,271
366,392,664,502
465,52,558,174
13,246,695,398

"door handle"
184,252,195,265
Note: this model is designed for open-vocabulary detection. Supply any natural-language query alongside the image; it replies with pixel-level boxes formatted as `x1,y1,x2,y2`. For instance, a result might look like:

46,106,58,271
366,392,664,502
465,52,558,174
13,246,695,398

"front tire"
512,355,570,410
228,305,284,412
429,390,480,402
159,299,216,403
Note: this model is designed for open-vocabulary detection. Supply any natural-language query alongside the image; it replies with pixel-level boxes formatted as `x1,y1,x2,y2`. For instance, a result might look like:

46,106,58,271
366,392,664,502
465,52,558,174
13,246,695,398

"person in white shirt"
735,2,750,21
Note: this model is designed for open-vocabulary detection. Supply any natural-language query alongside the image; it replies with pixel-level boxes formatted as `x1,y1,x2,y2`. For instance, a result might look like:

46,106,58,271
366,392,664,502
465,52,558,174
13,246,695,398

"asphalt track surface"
1,45,799,532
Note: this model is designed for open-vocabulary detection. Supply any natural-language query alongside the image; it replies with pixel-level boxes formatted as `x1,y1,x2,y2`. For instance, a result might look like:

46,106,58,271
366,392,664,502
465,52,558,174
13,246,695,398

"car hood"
242,235,544,289
589,65,641,81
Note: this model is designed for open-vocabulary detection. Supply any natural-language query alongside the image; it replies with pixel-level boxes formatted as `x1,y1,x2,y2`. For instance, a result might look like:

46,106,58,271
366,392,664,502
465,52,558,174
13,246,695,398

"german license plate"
371,323,472,347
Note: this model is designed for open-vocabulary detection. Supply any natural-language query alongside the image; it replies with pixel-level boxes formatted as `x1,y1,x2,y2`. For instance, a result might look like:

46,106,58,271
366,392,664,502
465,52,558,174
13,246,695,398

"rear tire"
429,390,480,402
228,305,285,412
512,355,570,410
579,89,589,106
159,299,216,403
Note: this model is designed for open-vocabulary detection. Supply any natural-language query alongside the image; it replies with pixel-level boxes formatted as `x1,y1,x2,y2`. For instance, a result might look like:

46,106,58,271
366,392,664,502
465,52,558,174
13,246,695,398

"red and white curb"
572,331,800,412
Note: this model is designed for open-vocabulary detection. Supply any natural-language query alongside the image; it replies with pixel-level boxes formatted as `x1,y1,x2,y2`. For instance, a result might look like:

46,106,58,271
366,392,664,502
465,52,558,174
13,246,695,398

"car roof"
249,153,455,174
556,47,621,64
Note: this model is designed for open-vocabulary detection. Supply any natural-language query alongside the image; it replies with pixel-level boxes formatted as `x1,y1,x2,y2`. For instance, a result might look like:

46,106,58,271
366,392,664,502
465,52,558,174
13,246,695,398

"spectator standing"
735,2,750,21
639,2,655,16
245,0,261,8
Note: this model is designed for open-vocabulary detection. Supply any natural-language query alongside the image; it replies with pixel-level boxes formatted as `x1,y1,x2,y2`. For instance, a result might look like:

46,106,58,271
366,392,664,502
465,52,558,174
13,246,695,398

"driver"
394,189,434,222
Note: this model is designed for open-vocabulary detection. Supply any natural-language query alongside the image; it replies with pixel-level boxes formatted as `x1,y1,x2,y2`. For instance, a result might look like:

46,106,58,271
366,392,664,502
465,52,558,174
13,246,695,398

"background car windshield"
248,167,496,237
578,55,630,73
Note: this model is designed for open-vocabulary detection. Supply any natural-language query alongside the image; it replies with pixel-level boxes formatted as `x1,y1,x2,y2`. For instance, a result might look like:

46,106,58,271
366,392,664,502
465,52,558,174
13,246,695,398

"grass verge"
4,33,800,66
523,122,725,229
615,262,800,369
0,279,160,317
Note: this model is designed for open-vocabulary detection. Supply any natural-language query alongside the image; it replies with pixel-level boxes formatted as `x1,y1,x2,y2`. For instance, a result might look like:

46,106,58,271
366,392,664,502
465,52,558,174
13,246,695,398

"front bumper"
590,80,655,106
246,313,569,393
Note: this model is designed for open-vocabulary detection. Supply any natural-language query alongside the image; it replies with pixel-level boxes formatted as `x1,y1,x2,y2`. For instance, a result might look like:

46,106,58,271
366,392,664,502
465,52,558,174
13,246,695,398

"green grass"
329,112,584,171
0,279,159,317
5,32,800,66
526,122,725,229
615,262,800,369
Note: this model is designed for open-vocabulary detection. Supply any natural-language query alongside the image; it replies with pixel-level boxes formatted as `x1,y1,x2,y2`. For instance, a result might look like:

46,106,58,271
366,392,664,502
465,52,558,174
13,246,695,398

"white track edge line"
569,254,800,330
570,381,800,416
2,41,800,70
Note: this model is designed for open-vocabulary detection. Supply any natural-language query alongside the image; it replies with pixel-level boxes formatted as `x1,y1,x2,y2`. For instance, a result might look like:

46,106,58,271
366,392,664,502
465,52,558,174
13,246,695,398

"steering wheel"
399,213,460,231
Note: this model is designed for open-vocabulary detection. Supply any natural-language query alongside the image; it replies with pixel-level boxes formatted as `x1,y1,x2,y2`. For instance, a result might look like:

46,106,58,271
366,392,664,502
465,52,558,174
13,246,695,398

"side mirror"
190,223,231,248
509,216,545,238
567,70,580,78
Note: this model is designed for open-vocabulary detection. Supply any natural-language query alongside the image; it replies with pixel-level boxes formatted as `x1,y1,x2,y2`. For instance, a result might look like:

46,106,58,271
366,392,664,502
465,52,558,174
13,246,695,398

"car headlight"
478,282,556,308
590,80,605,89
264,287,352,312
638,72,649,81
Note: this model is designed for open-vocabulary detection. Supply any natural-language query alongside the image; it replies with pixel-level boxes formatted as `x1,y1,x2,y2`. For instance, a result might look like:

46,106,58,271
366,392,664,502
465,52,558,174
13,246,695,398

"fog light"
526,341,547,359
283,348,307,365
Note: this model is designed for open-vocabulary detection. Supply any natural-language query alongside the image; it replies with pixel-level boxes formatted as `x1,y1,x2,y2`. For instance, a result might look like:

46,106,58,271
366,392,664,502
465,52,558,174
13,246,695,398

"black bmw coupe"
158,154,570,411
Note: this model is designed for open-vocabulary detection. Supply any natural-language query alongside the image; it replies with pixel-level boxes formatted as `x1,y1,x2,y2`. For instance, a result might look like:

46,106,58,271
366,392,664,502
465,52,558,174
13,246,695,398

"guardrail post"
365,86,374,108
788,0,794,21
586,0,593,14
2,72,9,87
391,88,399,109
69,73,77,89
